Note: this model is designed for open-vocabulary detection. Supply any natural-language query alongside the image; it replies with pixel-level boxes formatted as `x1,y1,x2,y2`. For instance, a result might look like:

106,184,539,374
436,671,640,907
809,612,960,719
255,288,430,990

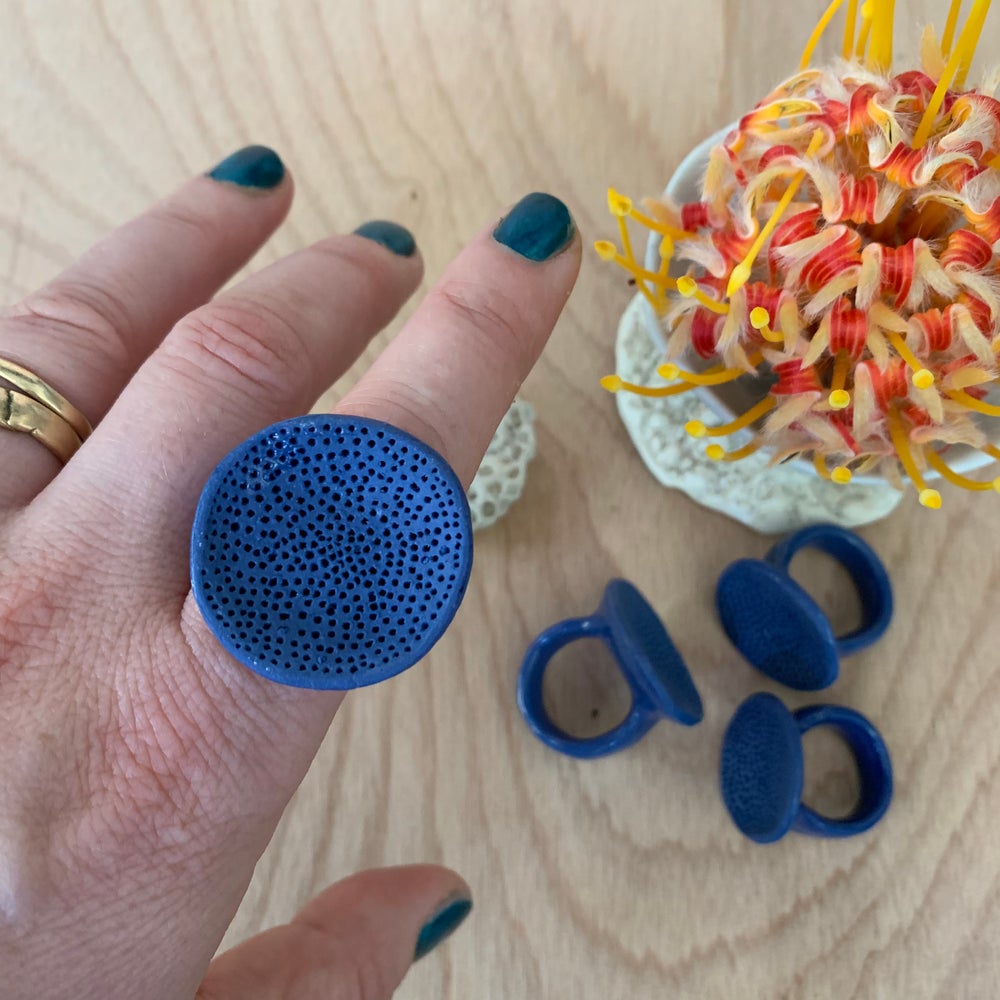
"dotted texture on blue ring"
720,693,803,843
191,415,473,690
716,560,838,690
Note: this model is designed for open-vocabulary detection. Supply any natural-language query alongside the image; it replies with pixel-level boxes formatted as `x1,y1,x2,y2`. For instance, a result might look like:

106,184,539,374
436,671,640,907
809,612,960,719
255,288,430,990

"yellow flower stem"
887,406,942,508
925,448,1000,491
676,276,730,315
855,2,874,59
600,375,700,398
947,388,1000,416
913,0,992,149
800,0,846,69
814,453,853,483
706,439,763,462
955,0,991,87
726,129,825,299
886,332,934,387
985,443,1000,460
829,351,852,408
686,396,776,438
658,352,763,385
867,0,896,72
843,0,860,59
942,0,963,56
626,206,696,241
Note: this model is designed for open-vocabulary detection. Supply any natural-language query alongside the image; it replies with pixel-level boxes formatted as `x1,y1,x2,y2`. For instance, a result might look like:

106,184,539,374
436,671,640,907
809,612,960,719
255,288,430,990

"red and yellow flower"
600,0,1000,507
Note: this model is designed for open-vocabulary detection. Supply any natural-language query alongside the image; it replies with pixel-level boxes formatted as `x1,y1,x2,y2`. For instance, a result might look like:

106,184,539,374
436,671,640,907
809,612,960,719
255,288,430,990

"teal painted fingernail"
207,145,285,189
414,896,472,962
353,220,417,257
493,192,575,262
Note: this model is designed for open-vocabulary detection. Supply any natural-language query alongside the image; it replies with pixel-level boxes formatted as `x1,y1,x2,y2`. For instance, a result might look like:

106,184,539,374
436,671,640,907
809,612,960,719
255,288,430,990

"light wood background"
4,1,1000,997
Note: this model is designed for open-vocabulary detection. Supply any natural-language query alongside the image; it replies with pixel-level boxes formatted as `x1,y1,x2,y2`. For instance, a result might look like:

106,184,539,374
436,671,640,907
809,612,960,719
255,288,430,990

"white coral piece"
467,399,536,531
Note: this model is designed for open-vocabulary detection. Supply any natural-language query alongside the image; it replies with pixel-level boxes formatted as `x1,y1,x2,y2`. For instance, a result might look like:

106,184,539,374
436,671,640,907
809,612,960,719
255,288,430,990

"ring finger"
0,145,293,507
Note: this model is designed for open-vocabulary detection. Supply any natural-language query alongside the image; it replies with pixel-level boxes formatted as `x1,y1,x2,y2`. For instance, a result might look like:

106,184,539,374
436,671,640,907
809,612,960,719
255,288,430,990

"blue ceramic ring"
191,414,473,690
720,693,893,843
517,579,703,758
716,524,893,690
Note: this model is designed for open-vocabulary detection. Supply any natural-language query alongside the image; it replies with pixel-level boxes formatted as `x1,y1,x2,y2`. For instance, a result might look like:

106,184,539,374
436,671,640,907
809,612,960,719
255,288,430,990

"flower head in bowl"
598,0,1000,509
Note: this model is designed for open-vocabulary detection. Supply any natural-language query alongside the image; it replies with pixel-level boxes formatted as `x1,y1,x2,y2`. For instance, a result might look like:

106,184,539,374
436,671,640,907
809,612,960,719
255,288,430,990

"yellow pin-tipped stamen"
913,0,993,149
887,406,941,507
867,0,896,71
801,0,847,69
707,439,763,462
602,374,700,398
947,389,1000,415
843,0,860,58
984,443,1000,460
594,241,668,312
727,129,825,299
855,1,874,58
832,465,853,484
686,397,776,439
942,0,963,56
594,240,617,261
886,331,934,388
607,188,632,217
925,448,1000,491
828,351,852,408
677,275,730,315
627,206,697,241
657,352,762,385
658,235,675,261
750,307,784,344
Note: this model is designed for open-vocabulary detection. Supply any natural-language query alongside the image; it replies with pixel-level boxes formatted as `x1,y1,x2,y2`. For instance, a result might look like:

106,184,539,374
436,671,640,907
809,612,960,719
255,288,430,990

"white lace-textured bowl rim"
642,123,999,480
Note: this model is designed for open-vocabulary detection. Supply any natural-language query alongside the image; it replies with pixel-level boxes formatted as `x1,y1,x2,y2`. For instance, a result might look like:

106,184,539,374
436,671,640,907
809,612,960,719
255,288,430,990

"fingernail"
414,896,472,961
353,220,417,257
207,145,285,189
493,192,575,262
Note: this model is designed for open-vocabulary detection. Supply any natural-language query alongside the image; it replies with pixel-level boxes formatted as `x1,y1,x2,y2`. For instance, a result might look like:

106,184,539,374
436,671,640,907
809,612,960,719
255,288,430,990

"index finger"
337,192,580,485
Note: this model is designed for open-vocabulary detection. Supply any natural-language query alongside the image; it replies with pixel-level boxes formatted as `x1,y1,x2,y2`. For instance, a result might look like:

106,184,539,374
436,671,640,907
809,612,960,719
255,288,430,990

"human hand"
0,146,580,999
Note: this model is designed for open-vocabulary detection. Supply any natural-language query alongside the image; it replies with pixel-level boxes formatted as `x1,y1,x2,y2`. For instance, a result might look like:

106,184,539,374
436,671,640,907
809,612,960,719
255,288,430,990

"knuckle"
164,299,310,407
430,279,532,356
10,278,137,370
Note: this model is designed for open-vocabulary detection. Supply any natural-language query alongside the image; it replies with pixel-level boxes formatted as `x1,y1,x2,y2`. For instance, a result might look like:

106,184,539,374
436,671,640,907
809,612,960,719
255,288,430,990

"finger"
197,866,471,1000
338,191,581,485
0,145,292,507
47,221,423,577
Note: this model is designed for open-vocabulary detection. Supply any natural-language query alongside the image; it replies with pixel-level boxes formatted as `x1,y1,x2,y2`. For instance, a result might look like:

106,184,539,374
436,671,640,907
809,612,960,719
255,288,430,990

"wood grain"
4,1,1000,996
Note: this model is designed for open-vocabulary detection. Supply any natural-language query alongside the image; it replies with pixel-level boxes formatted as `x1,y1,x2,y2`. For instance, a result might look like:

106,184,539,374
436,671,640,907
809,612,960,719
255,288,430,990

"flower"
599,0,1000,508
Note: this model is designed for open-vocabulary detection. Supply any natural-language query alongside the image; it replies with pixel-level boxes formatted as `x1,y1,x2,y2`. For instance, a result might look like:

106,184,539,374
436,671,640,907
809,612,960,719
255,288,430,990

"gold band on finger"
1,387,84,463
0,356,93,442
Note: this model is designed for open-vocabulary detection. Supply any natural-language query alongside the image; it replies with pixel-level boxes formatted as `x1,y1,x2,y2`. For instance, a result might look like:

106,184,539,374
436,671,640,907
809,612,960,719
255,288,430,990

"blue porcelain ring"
716,524,893,690
191,414,473,690
720,692,893,844
517,579,703,758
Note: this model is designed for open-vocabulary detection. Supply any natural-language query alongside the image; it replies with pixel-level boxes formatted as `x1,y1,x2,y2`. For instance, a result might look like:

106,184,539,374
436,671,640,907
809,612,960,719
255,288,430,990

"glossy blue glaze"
517,579,703,758
721,693,893,844
716,524,893,690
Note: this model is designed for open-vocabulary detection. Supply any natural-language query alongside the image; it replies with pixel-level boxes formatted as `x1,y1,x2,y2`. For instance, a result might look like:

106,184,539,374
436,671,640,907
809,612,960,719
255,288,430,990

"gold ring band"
0,357,92,441
1,386,84,464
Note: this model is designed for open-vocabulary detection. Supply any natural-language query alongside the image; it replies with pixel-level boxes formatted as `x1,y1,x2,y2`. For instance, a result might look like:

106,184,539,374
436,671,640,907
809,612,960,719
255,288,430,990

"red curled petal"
942,353,989,399
681,202,713,231
941,229,994,270
879,240,916,308
860,359,909,410
758,144,800,170
829,298,867,359
847,84,878,136
833,173,879,225
894,70,937,103
772,359,822,395
874,143,925,188
911,307,953,352
957,292,994,334
799,230,862,293
691,308,724,358
964,196,1000,244
711,227,755,268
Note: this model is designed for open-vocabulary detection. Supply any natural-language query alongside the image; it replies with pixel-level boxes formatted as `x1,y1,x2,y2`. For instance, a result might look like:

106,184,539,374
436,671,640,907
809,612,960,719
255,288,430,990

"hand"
0,145,580,999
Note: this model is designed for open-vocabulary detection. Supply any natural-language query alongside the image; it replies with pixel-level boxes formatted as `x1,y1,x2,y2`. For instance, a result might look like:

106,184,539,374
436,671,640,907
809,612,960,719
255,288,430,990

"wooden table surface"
5,1,1000,997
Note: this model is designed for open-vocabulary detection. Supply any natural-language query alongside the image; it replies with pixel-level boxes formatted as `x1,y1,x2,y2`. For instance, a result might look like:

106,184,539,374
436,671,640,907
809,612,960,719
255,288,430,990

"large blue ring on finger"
190,414,473,690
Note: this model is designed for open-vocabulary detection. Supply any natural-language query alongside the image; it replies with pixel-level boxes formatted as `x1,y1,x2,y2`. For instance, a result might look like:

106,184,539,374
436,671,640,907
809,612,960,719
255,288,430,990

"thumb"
197,865,472,1000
